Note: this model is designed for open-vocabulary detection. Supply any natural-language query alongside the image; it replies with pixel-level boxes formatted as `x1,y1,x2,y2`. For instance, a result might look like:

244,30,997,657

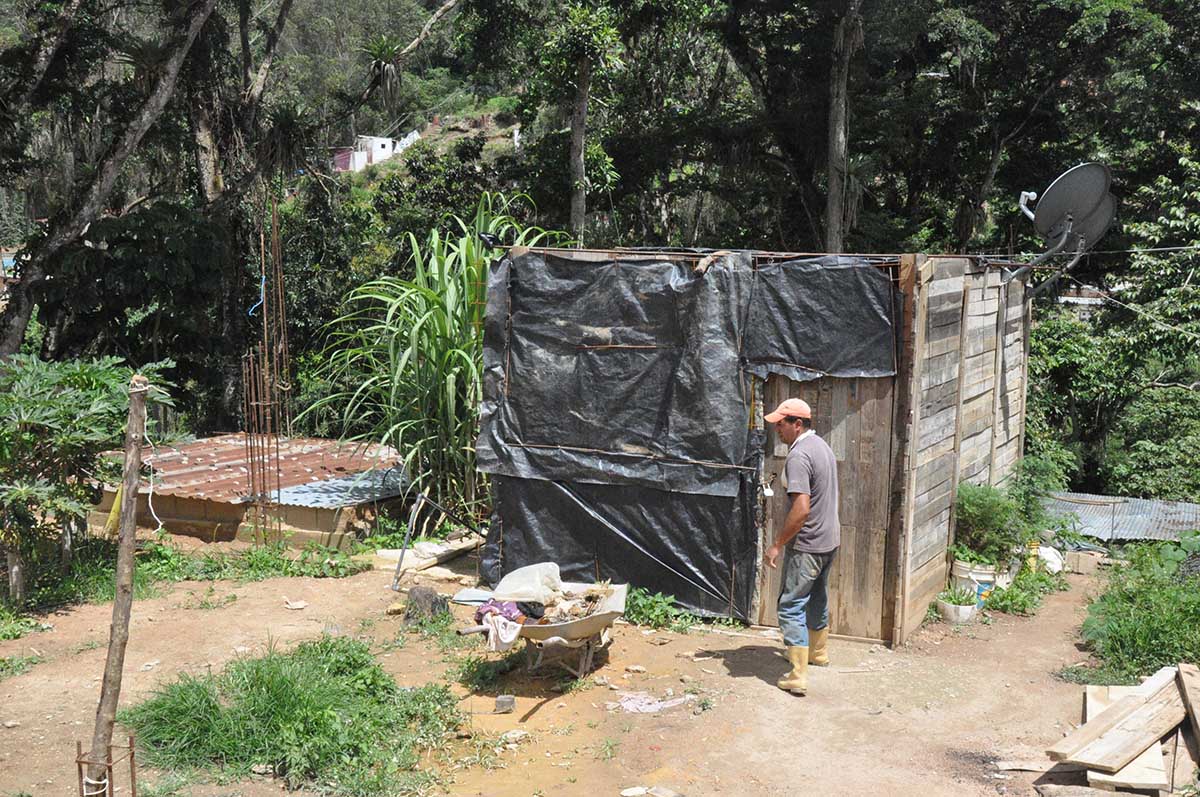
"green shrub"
1008,454,1070,528
121,636,461,794
984,565,1069,615
0,605,47,640
625,588,697,633
953,482,1025,566
1080,530,1200,679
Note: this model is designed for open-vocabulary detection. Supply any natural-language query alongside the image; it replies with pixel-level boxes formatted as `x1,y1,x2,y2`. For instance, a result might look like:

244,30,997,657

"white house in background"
333,130,421,173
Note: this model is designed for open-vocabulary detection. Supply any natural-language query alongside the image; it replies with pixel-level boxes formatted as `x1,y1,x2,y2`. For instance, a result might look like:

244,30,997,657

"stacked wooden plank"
1043,663,1200,793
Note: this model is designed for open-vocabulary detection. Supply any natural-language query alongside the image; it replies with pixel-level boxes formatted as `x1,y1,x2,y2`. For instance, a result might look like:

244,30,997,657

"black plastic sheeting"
477,249,897,617
480,448,761,619
477,250,756,497
743,256,898,382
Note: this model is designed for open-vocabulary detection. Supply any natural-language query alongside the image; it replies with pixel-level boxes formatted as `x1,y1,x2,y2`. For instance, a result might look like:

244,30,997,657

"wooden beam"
1180,663,1200,740
1049,667,1185,774
1049,667,1176,761
1085,684,1168,791
884,254,919,644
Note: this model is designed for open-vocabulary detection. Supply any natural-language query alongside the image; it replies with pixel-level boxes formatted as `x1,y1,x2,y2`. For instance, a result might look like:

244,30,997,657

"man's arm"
766,493,810,568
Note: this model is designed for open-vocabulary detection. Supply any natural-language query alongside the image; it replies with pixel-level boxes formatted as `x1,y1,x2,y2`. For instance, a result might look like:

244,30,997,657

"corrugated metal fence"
1045,491,1200,542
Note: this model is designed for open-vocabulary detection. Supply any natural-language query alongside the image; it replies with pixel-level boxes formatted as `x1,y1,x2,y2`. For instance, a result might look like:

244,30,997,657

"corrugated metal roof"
1044,491,1200,542
271,468,407,509
135,434,405,507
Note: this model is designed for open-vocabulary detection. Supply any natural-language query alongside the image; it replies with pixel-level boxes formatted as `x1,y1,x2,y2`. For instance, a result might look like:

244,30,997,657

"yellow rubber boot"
777,645,808,694
809,628,830,667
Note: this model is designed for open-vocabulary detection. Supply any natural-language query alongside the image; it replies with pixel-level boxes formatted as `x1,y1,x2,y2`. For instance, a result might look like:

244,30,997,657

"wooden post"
86,374,149,790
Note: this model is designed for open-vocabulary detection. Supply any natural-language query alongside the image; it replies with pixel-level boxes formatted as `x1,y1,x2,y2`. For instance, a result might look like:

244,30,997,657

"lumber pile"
1041,663,1200,793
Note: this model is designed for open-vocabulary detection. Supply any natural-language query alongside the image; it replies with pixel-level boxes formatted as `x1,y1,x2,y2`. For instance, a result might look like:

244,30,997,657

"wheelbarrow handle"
457,625,489,636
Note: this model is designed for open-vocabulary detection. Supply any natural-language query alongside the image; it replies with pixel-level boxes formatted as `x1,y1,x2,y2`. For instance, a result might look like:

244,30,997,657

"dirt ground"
0,550,1146,797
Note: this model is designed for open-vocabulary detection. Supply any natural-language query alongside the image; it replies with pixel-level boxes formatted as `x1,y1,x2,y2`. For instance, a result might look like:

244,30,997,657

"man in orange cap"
763,397,840,695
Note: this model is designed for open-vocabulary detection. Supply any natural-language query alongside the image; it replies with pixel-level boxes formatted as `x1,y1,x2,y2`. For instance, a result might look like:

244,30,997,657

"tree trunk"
953,136,1004,252
4,545,27,607
0,0,219,357
824,0,863,253
568,54,592,244
60,518,75,574
190,98,225,202
86,375,148,788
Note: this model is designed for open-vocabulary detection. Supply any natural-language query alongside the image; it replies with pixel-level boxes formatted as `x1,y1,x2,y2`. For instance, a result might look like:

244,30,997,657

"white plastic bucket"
950,559,1012,606
937,599,976,624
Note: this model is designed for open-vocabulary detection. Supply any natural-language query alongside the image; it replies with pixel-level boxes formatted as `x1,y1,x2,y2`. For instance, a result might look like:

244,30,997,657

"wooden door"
756,374,896,640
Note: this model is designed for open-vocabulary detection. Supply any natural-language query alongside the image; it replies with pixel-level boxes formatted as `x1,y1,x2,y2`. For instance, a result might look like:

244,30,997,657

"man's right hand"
766,543,783,569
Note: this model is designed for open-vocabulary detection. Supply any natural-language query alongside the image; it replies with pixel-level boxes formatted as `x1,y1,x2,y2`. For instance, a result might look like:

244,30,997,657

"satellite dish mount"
1004,162,1116,296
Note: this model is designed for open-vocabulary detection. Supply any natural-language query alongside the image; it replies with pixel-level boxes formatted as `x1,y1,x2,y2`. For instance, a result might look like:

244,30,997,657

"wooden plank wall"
757,374,895,640
895,257,1029,643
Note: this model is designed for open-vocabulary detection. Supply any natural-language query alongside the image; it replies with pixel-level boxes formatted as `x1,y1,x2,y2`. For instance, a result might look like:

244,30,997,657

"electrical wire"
976,243,1200,259
1063,273,1200,340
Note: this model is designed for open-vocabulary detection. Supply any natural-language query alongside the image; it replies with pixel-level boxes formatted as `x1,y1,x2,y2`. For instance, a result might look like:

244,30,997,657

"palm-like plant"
360,35,405,109
306,193,563,515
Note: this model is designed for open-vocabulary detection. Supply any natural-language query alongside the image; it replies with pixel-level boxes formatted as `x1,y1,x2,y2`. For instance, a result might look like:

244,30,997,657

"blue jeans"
777,549,837,647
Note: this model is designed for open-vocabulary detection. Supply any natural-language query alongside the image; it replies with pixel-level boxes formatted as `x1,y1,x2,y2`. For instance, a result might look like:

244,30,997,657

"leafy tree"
0,357,169,606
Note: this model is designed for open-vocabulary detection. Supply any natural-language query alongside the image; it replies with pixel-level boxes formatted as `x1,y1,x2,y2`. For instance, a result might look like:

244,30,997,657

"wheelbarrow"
460,582,628,678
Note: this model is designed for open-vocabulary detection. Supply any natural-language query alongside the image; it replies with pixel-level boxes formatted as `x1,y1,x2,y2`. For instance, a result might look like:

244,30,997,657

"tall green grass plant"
304,193,562,515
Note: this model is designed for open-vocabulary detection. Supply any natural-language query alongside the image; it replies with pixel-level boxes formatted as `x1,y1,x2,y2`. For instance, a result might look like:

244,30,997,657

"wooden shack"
480,249,1029,646
754,255,1029,644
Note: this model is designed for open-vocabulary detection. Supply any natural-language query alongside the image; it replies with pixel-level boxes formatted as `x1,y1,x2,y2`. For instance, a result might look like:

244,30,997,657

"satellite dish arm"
1019,191,1038,221
1004,215,1073,284
1028,241,1087,298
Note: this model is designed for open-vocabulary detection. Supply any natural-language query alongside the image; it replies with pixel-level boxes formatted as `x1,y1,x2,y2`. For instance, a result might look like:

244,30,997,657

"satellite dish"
1006,162,1117,292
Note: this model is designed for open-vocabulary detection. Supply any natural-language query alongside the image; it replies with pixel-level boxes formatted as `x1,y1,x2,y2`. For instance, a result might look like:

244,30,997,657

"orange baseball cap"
765,398,812,422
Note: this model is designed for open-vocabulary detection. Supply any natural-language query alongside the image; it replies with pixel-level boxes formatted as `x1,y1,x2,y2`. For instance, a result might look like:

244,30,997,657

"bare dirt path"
0,555,1103,797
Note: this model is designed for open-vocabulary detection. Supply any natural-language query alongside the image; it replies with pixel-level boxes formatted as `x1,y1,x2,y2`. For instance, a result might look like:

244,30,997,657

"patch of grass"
410,611,479,653
138,772,193,797
139,539,369,583
184,585,237,610
0,605,49,640
984,566,1069,616
924,602,941,624
0,654,42,680
1079,530,1200,679
696,696,714,712
555,676,592,694
1054,664,1137,686
72,639,103,653
451,650,522,691
24,537,367,617
455,734,503,771
356,514,461,552
120,635,462,795
594,737,619,760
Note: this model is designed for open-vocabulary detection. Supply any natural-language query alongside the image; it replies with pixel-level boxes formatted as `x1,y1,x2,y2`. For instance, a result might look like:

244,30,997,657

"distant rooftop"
1044,491,1200,542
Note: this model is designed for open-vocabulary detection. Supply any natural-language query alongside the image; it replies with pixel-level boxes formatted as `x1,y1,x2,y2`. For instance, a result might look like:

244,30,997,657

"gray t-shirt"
784,432,840,553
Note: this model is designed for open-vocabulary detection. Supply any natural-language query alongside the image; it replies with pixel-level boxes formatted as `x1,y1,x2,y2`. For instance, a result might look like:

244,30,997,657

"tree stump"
404,586,449,625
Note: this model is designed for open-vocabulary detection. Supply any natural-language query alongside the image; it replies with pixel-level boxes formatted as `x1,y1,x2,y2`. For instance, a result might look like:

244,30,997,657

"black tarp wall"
477,249,897,619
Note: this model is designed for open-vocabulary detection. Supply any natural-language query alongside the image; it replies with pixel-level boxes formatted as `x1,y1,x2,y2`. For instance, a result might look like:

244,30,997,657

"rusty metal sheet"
136,434,400,506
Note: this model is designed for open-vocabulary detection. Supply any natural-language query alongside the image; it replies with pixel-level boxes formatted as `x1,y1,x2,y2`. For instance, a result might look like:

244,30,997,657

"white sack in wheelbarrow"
491,562,563,604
